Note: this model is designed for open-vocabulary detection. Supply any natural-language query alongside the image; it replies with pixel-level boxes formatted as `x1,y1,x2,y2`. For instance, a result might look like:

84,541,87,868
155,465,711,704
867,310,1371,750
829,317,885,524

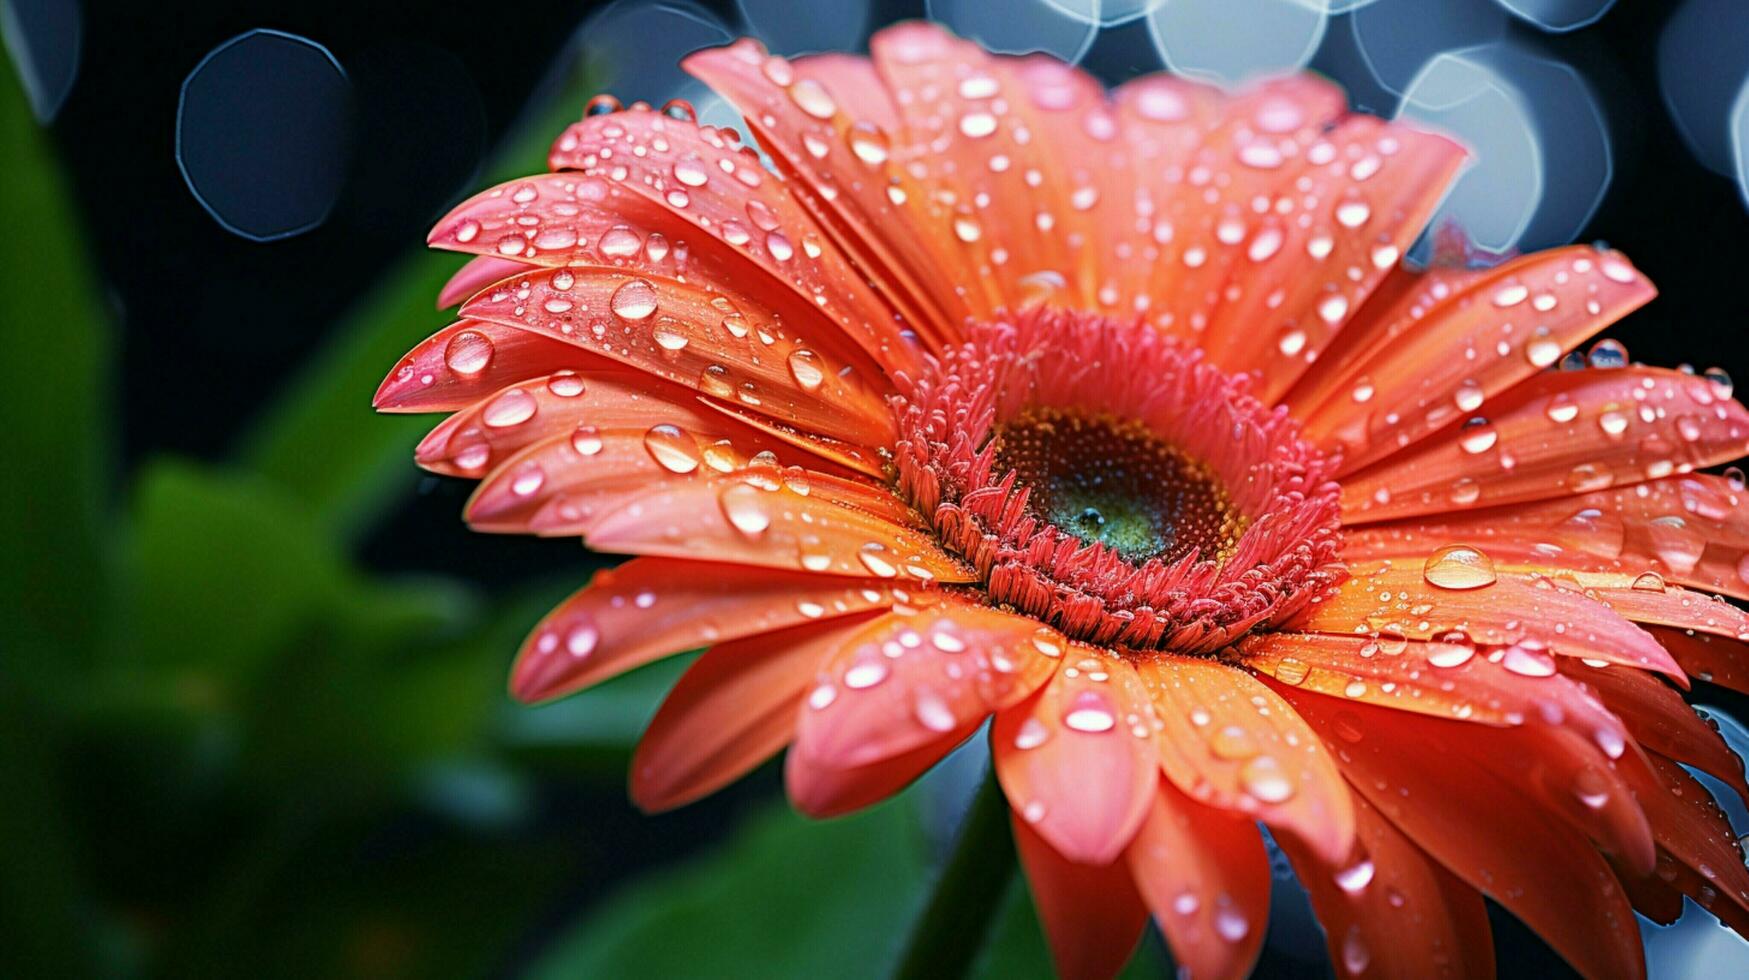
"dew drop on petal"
1062,691,1117,733
482,387,537,427
643,424,701,473
611,278,659,320
445,329,494,376
719,482,772,537
570,424,603,456
1422,544,1497,590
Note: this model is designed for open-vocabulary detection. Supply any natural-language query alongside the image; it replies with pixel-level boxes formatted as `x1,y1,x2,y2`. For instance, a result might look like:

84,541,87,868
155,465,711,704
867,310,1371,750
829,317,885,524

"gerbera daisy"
376,22,1749,978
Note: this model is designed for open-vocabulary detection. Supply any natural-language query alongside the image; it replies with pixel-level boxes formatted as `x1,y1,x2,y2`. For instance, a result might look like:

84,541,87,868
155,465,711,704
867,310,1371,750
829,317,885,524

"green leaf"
0,51,114,979
529,798,937,979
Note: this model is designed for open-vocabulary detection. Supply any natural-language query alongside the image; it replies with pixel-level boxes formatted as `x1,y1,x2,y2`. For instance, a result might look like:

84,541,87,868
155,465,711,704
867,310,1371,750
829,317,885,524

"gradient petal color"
375,20,1749,978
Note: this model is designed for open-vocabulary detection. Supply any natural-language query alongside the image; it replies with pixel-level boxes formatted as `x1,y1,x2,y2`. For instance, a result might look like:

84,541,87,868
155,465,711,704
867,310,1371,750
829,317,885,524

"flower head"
378,22,1749,979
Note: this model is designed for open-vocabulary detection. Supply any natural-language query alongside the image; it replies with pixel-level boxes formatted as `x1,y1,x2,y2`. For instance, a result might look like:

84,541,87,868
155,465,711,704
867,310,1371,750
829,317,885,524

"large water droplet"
1423,544,1497,590
445,329,495,375
482,387,537,427
719,483,772,537
643,424,701,473
611,278,659,320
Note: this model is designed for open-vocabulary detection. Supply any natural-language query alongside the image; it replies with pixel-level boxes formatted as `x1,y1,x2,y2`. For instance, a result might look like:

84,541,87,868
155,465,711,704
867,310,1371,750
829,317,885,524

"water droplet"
547,373,584,397
1274,658,1310,685
1567,463,1613,493
652,317,690,351
848,124,889,165
1423,544,1497,590
1427,644,1475,668
1214,905,1249,942
566,623,598,658
611,278,659,320
785,348,825,391
913,690,956,732
1458,418,1497,454
570,424,603,456
1526,335,1562,369
482,386,537,427
1062,691,1117,733
959,111,998,138
1501,641,1556,678
1335,859,1375,894
1631,571,1667,592
1706,366,1734,400
789,79,836,120
858,542,898,578
643,424,701,473
1015,717,1050,750
672,157,709,187
1335,200,1370,227
511,465,545,496
445,329,495,375
719,483,772,537
1587,338,1628,369
844,656,889,690
1342,928,1371,974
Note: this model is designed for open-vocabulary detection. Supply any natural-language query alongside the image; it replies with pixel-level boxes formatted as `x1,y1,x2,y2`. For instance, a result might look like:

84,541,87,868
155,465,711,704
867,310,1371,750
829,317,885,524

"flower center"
991,408,1246,566
892,308,1345,655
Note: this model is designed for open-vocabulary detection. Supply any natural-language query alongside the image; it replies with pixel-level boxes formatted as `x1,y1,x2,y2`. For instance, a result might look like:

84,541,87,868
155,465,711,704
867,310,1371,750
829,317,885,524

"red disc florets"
892,308,1346,655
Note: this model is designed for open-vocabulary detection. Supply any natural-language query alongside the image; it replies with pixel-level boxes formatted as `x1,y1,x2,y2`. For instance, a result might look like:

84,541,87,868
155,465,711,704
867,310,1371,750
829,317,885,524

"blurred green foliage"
0,40,1075,980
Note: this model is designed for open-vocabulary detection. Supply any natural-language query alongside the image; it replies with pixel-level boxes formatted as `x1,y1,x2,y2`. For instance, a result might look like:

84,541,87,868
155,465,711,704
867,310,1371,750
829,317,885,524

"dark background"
5,0,1749,976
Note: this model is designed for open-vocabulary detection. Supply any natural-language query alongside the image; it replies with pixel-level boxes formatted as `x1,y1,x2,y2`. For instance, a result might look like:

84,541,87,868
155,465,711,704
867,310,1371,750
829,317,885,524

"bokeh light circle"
1494,0,1619,34
1148,0,1329,87
0,0,81,121
926,0,1099,63
737,0,870,54
1351,0,1509,97
176,29,354,242
574,0,733,105
1657,0,1749,176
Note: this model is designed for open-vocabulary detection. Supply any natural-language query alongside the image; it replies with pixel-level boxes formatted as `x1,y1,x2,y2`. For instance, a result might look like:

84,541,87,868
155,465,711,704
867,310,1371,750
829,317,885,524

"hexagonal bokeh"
1,0,81,121
1147,0,1328,87
176,29,353,242
1494,0,1618,33
927,0,1099,64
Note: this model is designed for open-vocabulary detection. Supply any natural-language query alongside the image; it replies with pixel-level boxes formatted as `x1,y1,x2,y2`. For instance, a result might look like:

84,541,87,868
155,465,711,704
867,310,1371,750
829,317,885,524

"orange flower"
377,23,1749,978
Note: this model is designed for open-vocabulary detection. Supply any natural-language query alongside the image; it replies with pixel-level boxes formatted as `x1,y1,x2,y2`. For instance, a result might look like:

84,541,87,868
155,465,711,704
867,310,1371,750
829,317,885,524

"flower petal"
784,723,976,819
1565,659,1749,804
374,319,587,414
1625,751,1749,937
1203,117,1467,403
415,369,722,479
1341,474,1749,601
792,600,1060,770
584,471,970,582
1124,782,1272,980
683,40,974,343
1274,794,1494,980
1133,655,1355,864
629,615,871,811
1343,366,1749,523
1238,631,1632,753
438,255,534,309
462,425,856,535
461,266,896,447
1287,693,1647,980
1287,560,1683,679
992,647,1158,865
545,106,920,376
1300,246,1654,465
509,557,903,703
1012,815,1148,980
1651,626,1749,694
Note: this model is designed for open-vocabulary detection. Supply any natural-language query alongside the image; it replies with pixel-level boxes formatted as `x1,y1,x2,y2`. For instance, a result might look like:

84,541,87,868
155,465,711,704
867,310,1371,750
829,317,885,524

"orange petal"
438,255,532,309
1286,693,1647,980
461,266,896,447
545,106,920,376
629,615,867,811
1304,247,1654,467
683,40,972,343
1284,261,1487,416
1274,794,1495,980
462,425,861,536
1585,576,1749,645
374,319,588,414
992,648,1158,865
1565,659,1749,804
1343,366,1749,523
869,23,1108,316
585,472,971,582
1123,782,1272,980
1203,117,1468,403
1133,655,1355,864
792,600,1059,770
1288,560,1682,679
1651,626,1749,694
1237,631,1632,754
1625,751,1749,938
784,723,976,819
509,557,903,703
1012,815,1148,980
1341,474,1749,601
415,369,722,479
1091,75,1224,322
